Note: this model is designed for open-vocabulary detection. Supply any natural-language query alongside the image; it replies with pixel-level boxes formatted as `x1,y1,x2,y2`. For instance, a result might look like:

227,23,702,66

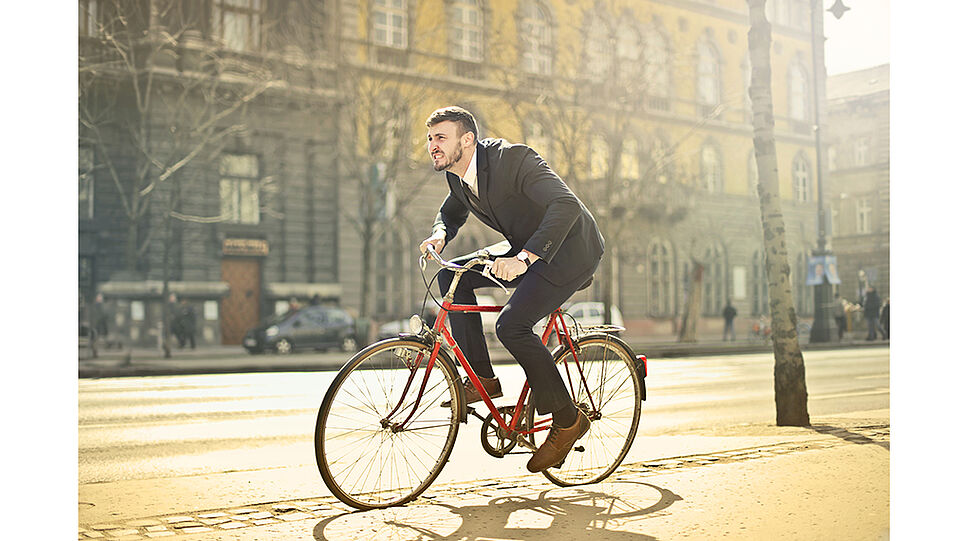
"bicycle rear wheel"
315,339,462,509
528,335,642,486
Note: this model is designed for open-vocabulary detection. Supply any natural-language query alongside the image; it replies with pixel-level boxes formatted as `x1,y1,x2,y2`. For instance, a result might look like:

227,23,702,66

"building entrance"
220,258,261,345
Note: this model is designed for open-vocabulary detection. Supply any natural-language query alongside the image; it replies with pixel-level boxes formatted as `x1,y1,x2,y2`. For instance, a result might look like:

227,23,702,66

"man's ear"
462,131,475,148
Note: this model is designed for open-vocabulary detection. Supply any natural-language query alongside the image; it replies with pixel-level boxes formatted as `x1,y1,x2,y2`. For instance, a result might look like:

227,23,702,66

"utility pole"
808,0,849,343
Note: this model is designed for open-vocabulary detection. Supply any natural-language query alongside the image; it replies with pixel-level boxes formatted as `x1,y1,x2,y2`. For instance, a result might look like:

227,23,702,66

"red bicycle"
314,245,647,510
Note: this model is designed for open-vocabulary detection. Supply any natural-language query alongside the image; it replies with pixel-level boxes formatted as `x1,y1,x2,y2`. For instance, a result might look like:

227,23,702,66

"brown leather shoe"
526,410,591,473
441,376,502,407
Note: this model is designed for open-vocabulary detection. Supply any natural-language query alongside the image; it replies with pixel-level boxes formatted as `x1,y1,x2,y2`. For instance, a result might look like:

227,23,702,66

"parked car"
535,302,624,339
565,301,624,330
243,305,358,354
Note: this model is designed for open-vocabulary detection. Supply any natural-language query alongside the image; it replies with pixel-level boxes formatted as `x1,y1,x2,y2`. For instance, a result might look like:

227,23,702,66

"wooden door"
221,258,261,345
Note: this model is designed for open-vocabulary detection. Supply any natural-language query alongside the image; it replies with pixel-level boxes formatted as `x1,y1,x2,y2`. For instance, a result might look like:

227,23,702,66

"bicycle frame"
390,295,598,446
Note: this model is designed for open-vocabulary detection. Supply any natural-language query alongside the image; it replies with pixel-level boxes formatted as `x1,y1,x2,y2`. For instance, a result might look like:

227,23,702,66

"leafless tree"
79,0,280,356
747,0,810,426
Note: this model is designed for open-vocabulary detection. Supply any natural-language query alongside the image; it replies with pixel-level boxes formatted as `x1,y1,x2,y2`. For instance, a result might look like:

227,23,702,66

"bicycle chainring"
480,406,523,458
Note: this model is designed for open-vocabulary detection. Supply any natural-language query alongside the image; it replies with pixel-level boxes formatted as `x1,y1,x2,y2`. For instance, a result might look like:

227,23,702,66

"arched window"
451,0,484,62
703,243,726,316
647,240,675,317
372,0,408,49
792,153,812,202
584,12,610,78
521,0,552,75
644,25,672,110
700,143,723,193
789,62,810,122
617,18,641,80
697,40,722,116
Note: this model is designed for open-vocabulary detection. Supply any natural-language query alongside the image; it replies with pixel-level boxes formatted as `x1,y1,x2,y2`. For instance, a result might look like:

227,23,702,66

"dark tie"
461,179,488,218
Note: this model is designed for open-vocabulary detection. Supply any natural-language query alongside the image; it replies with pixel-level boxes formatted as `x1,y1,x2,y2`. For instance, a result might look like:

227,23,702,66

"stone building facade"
825,64,890,305
79,0,827,346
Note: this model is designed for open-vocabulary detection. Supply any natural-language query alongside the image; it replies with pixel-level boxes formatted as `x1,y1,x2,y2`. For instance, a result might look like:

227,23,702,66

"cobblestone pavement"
79,423,889,540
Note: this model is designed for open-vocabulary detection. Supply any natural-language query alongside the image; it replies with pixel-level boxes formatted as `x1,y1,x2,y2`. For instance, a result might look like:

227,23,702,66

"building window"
373,0,408,49
617,19,641,80
451,0,484,63
830,204,840,237
648,135,672,184
793,154,811,202
702,244,725,316
584,14,610,78
854,137,870,166
79,146,95,220
828,144,838,172
647,240,675,317
212,0,263,51
621,139,639,180
700,144,723,193
741,53,753,122
856,198,872,234
219,154,260,224
767,0,790,27
521,0,552,75
79,0,99,37
697,40,722,116
644,26,671,110
789,62,810,122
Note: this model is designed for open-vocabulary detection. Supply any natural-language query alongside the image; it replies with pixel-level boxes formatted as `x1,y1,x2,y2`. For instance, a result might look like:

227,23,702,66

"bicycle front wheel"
528,335,642,486
315,339,462,510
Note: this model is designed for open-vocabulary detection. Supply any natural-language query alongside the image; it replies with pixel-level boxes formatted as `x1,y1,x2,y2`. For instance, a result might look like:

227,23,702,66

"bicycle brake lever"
481,262,510,296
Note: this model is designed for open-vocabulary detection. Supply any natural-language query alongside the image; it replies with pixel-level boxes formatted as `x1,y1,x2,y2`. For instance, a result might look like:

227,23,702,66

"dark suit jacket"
432,138,604,286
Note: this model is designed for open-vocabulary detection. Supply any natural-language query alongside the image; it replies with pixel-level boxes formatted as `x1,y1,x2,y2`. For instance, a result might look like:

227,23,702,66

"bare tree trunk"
678,261,703,342
747,0,809,426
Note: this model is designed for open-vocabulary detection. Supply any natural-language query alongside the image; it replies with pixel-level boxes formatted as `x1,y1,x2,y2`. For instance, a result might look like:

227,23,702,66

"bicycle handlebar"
421,245,510,295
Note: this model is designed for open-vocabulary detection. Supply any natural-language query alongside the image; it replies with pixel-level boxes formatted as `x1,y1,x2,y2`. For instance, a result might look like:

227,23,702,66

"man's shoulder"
480,138,534,157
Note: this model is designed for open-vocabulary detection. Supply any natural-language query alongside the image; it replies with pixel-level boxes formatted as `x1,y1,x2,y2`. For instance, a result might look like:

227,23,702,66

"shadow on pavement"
810,424,890,451
312,481,682,540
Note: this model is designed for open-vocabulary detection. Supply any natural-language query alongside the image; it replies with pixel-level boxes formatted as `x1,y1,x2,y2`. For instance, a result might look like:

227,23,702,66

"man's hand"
490,257,528,282
420,232,446,258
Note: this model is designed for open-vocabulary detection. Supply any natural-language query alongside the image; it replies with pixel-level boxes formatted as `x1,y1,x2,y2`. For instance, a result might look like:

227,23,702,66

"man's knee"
495,311,534,347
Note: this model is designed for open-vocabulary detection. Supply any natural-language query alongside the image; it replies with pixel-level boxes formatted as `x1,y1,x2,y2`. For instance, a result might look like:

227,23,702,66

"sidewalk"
77,410,890,540
78,337,889,378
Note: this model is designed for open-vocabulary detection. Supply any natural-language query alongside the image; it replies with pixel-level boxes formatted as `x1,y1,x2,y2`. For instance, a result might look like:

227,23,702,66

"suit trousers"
438,261,597,415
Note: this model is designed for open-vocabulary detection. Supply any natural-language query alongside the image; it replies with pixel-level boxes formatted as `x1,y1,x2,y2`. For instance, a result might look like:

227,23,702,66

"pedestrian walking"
863,286,883,341
834,293,847,340
879,297,889,340
165,293,181,348
92,293,109,343
722,300,737,341
176,299,197,349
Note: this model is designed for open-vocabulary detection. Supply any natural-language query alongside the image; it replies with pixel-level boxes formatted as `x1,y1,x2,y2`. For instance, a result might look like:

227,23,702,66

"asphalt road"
78,347,888,487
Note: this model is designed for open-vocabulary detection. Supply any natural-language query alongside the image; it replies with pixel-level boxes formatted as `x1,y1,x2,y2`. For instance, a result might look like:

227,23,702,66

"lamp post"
807,0,849,343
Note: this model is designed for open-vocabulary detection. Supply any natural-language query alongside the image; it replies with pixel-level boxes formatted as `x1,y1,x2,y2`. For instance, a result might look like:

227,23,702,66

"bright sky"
822,0,890,75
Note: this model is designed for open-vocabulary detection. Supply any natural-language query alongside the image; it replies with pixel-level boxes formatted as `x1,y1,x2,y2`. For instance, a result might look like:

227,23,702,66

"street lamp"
808,0,848,344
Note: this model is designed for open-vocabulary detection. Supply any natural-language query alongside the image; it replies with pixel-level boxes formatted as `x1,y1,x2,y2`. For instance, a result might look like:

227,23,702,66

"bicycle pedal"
551,446,585,469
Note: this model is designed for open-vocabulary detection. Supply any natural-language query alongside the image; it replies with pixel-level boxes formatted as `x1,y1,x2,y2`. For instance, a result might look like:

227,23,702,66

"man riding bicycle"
419,106,605,472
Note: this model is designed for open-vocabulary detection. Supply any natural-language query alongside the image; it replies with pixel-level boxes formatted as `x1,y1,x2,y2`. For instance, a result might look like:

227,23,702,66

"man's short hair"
426,106,478,140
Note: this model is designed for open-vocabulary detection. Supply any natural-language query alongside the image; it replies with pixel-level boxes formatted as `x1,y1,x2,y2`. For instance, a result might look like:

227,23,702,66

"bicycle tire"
314,338,462,510
527,334,642,486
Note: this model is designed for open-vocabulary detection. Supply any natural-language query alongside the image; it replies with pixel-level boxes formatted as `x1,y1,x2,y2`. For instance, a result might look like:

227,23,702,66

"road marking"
813,388,889,400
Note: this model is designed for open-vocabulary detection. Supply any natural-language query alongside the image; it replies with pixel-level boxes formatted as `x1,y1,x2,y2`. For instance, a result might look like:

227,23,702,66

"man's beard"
433,145,463,172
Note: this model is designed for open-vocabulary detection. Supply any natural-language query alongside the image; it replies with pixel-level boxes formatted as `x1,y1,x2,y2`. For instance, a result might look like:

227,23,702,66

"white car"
563,301,624,331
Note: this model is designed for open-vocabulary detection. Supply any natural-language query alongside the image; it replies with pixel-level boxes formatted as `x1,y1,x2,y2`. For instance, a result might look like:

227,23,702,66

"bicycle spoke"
316,341,461,509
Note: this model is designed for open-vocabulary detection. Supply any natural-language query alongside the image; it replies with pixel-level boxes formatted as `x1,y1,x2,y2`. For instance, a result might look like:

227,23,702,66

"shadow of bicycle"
312,480,682,540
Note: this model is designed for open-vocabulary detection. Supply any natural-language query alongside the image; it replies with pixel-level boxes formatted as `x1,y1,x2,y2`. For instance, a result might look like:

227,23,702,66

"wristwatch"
516,251,532,267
